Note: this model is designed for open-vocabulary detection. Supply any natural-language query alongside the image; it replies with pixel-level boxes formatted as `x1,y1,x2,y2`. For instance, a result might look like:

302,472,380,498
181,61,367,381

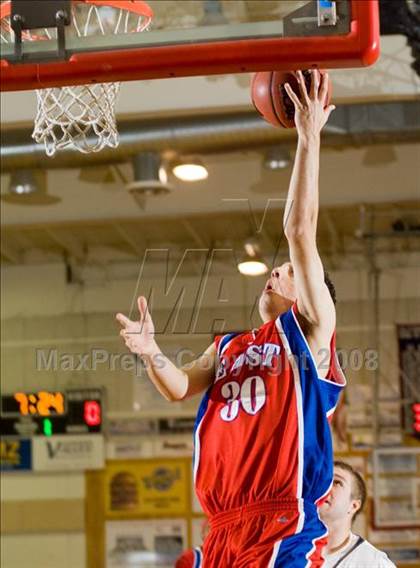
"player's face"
258,262,296,322
319,467,360,524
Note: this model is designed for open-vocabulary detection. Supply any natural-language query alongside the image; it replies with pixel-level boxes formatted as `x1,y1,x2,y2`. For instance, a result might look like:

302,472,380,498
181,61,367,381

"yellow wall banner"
105,458,190,518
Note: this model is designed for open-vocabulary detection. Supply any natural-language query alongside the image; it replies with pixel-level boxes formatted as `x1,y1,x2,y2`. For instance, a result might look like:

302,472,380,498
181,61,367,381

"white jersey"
324,532,396,568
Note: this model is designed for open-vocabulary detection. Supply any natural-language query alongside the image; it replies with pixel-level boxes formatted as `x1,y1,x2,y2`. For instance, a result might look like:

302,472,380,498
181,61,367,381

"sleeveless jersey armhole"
277,304,346,416
214,333,239,381
289,303,347,387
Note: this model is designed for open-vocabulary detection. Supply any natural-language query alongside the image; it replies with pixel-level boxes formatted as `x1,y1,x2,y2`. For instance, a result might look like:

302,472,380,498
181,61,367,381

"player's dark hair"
324,270,336,305
334,460,367,522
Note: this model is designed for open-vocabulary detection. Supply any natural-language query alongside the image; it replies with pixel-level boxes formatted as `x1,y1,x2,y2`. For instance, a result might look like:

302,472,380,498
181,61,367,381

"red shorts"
202,498,327,568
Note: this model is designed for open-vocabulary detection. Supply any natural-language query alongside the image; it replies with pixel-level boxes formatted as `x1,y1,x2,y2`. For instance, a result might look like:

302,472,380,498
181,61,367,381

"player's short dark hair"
334,460,367,521
324,270,336,305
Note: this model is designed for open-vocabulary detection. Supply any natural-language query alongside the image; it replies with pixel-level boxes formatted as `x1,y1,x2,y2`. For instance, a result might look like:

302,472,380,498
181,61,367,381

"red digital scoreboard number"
413,403,420,436
84,400,101,427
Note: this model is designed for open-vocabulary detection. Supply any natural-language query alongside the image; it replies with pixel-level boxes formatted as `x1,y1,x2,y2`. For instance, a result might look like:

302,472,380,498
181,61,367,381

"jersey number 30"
220,376,266,421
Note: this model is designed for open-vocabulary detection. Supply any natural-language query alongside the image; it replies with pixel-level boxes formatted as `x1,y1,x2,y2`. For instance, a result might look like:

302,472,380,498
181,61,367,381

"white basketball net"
1,2,151,156
32,82,121,156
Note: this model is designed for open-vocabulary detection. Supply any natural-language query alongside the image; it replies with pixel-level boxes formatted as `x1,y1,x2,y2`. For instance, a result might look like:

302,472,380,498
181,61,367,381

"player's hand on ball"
116,296,156,357
284,69,335,137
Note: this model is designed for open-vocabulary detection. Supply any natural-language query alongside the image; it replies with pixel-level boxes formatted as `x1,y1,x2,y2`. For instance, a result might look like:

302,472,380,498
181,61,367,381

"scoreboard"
0,388,104,437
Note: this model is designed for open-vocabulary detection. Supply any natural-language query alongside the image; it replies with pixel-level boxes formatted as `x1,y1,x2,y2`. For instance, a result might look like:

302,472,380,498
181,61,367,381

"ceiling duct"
1,100,419,172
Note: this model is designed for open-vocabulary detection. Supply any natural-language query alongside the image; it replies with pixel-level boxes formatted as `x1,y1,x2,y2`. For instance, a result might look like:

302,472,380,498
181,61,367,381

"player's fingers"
325,104,336,121
116,313,132,328
138,297,152,329
120,329,132,340
137,296,145,329
296,70,311,106
137,296,145,319
311,69,320,99
284,83,303,110
319,72,330,105
139,296,152,319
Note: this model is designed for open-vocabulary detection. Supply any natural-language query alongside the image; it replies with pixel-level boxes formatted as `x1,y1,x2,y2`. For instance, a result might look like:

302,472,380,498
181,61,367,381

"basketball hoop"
0,1,153,156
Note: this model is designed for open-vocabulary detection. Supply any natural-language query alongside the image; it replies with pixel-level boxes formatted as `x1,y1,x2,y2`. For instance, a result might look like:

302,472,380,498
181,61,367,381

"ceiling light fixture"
127,152,171,197
2,170,61,205
10,171,37,195
237,239,269,276
238,259,269,276
172,158,208,182
264,147,291,170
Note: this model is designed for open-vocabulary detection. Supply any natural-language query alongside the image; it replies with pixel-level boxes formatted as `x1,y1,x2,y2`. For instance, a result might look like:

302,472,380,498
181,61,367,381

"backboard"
0,0,380,91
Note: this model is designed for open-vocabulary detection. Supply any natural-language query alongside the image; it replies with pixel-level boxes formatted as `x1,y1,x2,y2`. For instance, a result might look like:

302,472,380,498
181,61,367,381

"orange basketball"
251,70,332,129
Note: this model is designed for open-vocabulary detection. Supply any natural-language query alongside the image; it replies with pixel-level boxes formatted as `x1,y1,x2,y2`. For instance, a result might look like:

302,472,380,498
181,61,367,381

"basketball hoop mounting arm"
284,1,341,36
318,1,337,27
9,0,71,63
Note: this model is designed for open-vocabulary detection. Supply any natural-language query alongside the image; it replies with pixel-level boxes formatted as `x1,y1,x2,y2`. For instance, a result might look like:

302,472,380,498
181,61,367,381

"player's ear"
350,498,361,518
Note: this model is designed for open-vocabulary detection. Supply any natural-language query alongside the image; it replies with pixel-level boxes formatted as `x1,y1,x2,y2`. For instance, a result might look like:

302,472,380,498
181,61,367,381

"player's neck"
326,521,352,554
260,305,291,323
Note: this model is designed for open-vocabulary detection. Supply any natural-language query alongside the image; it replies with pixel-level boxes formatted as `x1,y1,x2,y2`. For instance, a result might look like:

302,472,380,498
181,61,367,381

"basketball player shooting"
117,69,346,567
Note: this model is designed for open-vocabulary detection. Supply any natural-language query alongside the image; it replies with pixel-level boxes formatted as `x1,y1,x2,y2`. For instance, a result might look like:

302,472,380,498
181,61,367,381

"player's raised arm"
116,296,215,401
283,70,336,336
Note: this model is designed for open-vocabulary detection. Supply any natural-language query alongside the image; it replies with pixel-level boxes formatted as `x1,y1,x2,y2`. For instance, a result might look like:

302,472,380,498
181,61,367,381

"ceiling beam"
0,241,21,264
43,228,85,262
181,219,208,249
113,223,142,257
4,231,34,251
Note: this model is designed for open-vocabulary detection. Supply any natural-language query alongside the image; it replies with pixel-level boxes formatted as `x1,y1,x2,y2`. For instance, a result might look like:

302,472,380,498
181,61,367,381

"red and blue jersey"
175,547,202,568
193,304,346,518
